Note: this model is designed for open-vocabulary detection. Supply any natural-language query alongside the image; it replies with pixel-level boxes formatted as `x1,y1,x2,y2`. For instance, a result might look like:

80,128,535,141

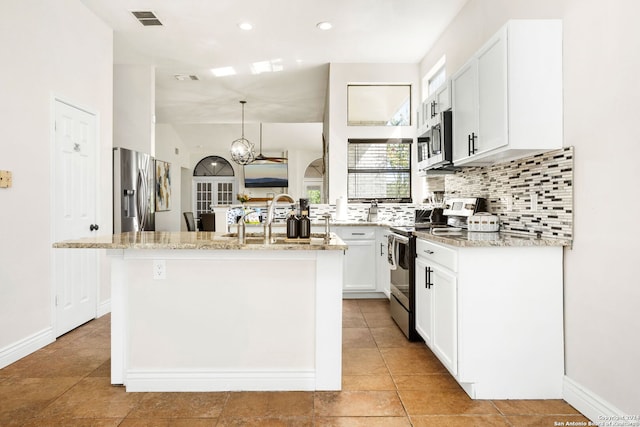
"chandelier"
230,100,255,165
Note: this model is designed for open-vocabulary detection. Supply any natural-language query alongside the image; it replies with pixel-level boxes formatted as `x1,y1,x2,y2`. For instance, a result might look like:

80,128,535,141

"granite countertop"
53,231,347,251
413,229,571,248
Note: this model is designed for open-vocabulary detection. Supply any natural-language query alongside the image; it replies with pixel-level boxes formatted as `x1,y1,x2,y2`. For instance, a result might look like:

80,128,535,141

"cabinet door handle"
471,132,477,154
431,100,436,118
468,134,472,156
425,266,429,289
380,243,384,256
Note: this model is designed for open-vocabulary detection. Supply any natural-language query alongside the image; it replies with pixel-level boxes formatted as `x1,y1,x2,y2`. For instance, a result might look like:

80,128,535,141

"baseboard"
0,327,54,369
97,299,111,318
124,369,317,392
563,375,628,423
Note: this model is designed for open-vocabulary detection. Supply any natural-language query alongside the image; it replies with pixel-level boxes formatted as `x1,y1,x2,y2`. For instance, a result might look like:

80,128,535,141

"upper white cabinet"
451,20,562,166
419,81,451,137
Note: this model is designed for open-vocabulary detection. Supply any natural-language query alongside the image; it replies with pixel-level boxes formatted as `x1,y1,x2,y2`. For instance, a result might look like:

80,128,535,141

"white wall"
326,63,424,203
154,124,190,231
419,0,640,415
0,0,112,361
113,65,155,155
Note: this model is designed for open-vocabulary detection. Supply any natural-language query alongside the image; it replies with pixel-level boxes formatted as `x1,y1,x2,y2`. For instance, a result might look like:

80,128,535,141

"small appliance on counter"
367,200,379,222
468,212,500,232
442,197,487,229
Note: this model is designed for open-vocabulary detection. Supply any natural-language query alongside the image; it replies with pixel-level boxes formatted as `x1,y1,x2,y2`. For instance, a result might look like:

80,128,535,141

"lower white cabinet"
375,228,391,297
335,227,377,296
415,255,457,375
414,237,564,399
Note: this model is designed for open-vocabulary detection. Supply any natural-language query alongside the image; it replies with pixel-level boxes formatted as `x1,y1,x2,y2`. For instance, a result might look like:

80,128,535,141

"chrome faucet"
265,193,294,243
236,209,257,244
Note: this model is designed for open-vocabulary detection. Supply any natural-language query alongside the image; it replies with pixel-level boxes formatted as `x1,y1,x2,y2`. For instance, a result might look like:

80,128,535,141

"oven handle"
390,233,410,244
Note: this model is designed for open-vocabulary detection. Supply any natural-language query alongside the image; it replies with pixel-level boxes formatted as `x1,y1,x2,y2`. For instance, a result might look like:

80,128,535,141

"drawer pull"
423,249,435,255
352,232,365,236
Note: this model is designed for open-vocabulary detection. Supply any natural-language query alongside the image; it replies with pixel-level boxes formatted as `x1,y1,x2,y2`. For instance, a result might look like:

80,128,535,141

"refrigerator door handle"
136,169,147,230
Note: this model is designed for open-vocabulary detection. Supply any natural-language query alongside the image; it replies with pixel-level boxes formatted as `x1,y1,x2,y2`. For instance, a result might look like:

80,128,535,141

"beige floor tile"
393,373,461,391
35,377,144,420
315,390,406,417
380,347,447,375
342,327,377,348
342,315,369,328
505,414,592,426
370,326,425,348
342,300,361,314
362,310,397,328
217,416,313,426
1,345,109,378
398,390,500,416
120,419,218,427
357,299,390,313
17,418,123,427
342,374,396,391
410,414,511,426
316,416,412,426
127,392,228,418
0,377,80,421
342,348,389,376
221,391,314,418
493,399,581,415
88,359,112,377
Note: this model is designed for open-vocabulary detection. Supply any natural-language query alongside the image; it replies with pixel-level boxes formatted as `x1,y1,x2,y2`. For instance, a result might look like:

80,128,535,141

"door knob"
90,224,99,231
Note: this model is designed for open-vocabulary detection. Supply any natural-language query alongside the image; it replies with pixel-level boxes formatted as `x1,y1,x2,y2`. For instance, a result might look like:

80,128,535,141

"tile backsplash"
445,147,574,240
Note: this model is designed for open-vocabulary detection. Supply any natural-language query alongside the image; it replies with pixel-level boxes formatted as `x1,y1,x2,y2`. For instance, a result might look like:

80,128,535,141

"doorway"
52,99,99,337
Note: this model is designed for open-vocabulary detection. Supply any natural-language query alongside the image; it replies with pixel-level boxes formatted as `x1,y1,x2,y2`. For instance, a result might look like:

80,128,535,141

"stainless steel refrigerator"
113,147,155,233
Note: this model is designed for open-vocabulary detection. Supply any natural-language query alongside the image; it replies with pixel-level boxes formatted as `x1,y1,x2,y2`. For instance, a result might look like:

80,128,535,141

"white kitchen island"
54,231,346,392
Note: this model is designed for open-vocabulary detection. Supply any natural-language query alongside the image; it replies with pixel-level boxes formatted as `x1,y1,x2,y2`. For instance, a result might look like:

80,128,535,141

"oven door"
389,233,411,310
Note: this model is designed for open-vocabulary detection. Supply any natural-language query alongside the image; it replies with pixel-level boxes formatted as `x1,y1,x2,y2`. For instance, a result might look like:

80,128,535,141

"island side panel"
315,250,344,390
115,250,336,392
109,249,126,385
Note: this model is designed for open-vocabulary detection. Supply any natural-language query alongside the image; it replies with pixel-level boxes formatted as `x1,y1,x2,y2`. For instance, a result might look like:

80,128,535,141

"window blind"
347,138,412,202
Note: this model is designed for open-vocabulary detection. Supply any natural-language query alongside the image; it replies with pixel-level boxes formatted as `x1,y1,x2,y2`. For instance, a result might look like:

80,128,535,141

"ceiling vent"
174,74,200,81
132,11,163,26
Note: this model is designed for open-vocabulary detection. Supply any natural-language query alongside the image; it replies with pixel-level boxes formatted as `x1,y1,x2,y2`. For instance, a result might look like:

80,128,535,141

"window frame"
347,138,412,203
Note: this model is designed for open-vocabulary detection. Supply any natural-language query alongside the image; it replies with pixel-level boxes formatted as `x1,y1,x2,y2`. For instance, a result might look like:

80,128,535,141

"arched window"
192,156,237,217
303,158,324,203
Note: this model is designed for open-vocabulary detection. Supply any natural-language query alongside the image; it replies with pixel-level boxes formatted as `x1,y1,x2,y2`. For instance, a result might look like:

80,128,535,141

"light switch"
0,170,12,188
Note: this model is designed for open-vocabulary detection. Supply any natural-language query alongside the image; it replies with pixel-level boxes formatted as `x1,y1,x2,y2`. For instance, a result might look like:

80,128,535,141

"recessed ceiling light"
210,66,236,77
238,22,253,31
316,21,332,30
250,59,283,75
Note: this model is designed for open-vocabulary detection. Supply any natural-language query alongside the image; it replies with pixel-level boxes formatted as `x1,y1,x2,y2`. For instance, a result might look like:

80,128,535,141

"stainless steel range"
388,209,431,341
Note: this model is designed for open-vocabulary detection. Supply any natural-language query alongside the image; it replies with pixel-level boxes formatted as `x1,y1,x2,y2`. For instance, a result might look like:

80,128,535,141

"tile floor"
0,299,589,426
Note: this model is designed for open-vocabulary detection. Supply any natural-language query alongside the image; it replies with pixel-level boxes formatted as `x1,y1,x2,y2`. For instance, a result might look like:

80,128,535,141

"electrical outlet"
153,260,166,280
530,192,538,211
503,195,514,211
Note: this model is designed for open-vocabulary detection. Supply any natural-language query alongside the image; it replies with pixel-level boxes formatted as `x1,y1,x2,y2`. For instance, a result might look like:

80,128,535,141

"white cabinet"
414,237,564,399
375,228,391,297
451,20,562,166
335,227,378,296
415,241,458,376
418,81,451,138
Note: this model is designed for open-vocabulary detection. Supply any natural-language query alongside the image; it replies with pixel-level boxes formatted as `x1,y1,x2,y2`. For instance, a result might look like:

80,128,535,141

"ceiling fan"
254,123,288,163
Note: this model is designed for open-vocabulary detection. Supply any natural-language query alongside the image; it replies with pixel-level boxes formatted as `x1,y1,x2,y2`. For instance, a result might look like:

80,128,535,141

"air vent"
132,11,163,26
174,74,200,81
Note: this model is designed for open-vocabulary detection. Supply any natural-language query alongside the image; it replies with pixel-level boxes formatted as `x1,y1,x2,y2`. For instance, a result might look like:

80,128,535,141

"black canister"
299,198,309,217
299,210,311,239
286,210,299,239
429,207,447,225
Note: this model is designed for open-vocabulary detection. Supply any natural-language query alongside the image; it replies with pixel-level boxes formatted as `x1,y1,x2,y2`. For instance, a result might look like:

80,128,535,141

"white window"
347,138,412,202
422,55,447,100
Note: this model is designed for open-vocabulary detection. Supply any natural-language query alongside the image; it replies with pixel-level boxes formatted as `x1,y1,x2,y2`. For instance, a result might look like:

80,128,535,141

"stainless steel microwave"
417,110,453,171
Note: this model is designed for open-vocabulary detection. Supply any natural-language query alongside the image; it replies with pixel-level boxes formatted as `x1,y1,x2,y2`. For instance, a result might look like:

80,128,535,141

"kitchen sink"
221,232,327,245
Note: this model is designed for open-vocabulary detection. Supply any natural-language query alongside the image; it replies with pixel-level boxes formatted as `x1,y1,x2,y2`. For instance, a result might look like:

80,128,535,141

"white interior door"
53,99,99,337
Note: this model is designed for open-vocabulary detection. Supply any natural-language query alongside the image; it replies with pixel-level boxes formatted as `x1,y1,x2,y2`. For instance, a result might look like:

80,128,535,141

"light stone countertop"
53,231,348,251
413,229,571,248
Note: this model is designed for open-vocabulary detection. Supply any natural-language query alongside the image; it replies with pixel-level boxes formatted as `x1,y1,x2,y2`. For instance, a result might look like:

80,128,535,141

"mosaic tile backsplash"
444,147,574,240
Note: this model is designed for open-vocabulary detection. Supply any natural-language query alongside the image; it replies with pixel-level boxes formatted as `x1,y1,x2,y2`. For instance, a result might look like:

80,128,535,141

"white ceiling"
80,0,468,125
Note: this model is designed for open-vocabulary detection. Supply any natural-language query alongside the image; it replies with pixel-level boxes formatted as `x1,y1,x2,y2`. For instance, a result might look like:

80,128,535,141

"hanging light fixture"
230,100,255,165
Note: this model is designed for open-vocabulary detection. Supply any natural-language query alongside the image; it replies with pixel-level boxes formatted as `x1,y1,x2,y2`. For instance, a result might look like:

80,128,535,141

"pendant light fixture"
230,100,255,165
